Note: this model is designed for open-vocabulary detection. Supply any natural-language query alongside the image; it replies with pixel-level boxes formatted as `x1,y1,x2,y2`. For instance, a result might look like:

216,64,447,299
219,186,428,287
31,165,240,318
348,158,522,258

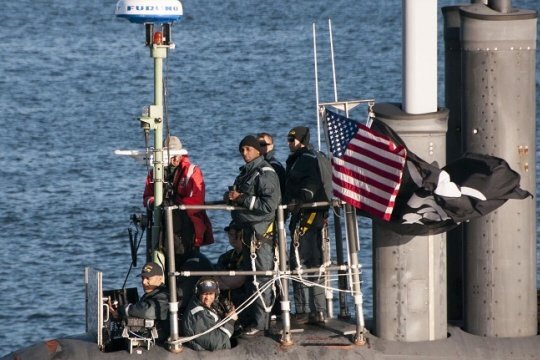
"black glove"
234,193,247,205
288,199,302,216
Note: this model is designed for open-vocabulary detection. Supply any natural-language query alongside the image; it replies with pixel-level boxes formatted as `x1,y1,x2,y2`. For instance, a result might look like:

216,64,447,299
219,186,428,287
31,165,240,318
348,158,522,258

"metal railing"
161,200,366,350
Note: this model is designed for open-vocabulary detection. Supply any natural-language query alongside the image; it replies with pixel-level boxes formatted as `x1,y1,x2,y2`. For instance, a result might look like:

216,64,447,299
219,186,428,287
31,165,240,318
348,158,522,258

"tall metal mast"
115,0,183,260
115,0,184,352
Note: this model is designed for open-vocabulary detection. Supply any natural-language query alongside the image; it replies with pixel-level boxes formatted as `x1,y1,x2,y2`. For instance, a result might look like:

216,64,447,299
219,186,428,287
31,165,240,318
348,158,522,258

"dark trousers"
241,230,275,330
289,213,326,314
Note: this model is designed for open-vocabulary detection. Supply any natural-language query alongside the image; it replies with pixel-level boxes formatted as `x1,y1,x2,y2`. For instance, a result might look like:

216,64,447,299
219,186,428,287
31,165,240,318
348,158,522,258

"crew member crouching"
111,261,170,343
182,277,238,351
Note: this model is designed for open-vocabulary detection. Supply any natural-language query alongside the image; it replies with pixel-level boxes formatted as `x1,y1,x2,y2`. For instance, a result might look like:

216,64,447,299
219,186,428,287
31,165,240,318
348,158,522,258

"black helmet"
195,277,220,296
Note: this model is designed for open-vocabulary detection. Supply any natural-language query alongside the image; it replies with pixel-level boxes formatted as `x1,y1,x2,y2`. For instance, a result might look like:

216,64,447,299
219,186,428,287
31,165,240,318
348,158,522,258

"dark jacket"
182,297,235,351
264,149,285,195
216,249,248,310
284,146,328,228
284,146,327,204
231,156,281,236
121,284,169,340
217,249,243,271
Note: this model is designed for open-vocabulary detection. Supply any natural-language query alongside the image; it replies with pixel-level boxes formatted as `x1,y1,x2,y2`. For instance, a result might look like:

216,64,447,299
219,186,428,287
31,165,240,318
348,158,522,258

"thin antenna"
313,22,321,151
329,18,338,102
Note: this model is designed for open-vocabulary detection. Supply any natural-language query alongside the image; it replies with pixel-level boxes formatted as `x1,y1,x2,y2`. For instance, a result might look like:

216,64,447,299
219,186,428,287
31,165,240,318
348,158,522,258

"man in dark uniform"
257,132,286,320
216,221,250,327
225,135,281,336
284,126,328,324
182,277,238,351
257,132,286,194
111,261,170,342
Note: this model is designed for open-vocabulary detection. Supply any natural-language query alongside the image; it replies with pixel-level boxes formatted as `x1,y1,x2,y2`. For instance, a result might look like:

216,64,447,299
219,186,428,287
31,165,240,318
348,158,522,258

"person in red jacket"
143,136,214,257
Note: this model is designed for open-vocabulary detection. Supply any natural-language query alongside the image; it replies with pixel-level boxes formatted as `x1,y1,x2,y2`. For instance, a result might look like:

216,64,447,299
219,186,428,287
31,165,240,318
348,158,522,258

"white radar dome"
115,0,183,24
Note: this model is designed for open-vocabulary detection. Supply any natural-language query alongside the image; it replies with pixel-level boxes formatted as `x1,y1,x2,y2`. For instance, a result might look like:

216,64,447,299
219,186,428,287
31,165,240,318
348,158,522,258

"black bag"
314,150,333,202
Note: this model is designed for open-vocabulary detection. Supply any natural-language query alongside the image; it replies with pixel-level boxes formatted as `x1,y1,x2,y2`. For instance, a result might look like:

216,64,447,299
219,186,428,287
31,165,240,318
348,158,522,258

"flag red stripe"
332,161,400,195
332,175,397,211
333,191,391,220
329,122,405,221
340,151,403,184
357,124,405,153
348,139,405,172
332,167,399,207
325,110,406,221
350,130,406,166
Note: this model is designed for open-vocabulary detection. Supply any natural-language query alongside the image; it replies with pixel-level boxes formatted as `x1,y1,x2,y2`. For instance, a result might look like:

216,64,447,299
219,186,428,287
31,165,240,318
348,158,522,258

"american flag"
325,109,407,221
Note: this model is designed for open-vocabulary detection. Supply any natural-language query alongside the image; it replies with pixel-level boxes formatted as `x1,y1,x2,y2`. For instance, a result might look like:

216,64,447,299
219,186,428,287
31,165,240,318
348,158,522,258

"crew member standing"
283,126,328,324
225,135,281,336
257,132,285,194
143,135,214,262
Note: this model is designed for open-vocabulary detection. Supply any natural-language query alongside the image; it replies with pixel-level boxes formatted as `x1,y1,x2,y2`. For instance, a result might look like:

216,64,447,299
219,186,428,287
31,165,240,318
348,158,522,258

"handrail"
163,199,365,349
165,199,337,211
173,264,362,277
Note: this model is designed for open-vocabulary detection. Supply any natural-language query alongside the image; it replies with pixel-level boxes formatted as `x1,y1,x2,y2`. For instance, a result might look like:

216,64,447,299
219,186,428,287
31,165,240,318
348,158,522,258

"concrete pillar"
459,3,537,337
402,0,437,114
373,103,448,341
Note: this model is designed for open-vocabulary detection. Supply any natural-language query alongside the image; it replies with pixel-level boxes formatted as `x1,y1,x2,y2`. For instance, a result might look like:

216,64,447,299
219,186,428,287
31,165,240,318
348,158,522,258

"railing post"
277,205,293,346
164,206,182,353
344,204,365,345
333,204,350,319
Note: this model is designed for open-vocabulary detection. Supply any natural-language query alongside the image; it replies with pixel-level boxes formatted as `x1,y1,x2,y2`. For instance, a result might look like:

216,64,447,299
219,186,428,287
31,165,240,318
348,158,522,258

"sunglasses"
287,137,296,142
259,141,270,147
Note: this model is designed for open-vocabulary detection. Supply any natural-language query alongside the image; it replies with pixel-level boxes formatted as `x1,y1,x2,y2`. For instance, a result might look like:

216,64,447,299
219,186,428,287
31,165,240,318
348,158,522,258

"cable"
122,226,146,289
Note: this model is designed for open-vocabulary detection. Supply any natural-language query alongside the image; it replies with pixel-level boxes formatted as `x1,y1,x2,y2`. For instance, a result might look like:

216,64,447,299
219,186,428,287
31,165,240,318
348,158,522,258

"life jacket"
171,159,214,247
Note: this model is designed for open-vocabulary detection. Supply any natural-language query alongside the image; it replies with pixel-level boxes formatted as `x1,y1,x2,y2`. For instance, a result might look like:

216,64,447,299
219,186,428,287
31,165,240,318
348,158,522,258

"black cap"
239,135,262,153
288,126,310,145
138,262,164,278
224,221,242,232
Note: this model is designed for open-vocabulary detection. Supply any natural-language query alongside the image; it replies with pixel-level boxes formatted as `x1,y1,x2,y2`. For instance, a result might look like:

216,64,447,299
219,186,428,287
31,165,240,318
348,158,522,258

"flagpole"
320,20,375,333
321,104,377,343
329,18,338,103
319,99,373,323
313,23,321,151
322,109,351,322
315,23,336,320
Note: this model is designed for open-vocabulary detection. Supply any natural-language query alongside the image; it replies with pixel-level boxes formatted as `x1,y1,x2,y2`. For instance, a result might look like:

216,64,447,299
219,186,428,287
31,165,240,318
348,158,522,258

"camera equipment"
101,288,139,352
220,297,234,314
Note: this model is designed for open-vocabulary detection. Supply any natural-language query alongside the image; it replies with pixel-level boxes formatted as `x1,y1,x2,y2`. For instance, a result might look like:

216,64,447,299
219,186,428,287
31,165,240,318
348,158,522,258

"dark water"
0,0,538,355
